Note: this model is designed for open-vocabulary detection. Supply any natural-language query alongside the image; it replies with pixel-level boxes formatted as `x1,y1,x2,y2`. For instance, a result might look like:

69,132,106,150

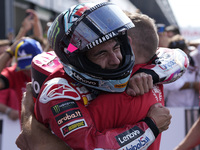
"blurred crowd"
157,23,200,149
157,24,200,108
0,3,200,150
0,9,52,121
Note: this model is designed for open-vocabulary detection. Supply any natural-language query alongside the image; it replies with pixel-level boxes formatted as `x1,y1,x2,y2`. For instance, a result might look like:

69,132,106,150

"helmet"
15,38,43,71
47,2,135,92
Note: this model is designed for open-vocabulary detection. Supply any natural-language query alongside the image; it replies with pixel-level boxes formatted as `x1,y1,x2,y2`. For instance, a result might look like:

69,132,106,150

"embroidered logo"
39,78,81,103
60,119,87,137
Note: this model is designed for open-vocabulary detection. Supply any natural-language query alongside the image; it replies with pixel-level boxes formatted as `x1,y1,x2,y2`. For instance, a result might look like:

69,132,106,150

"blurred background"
1,0,200,41
0,0,200,150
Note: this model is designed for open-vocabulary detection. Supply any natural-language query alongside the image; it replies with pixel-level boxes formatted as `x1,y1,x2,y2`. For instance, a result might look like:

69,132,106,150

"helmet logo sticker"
114,81,128,89
48,18,60,50
71,70,98,86
65,5,91,31
86,31,117,49
66,43,78,53
74,6,89,17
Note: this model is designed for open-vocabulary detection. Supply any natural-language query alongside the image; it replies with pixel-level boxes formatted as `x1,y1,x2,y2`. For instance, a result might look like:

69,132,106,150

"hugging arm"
16,83,71,150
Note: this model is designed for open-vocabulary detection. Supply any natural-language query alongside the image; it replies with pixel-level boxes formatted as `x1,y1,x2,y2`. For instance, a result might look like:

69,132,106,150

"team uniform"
0,88,19,110
0,64,31,113
87,84,164,150
33,47,188,150
34,66,160,150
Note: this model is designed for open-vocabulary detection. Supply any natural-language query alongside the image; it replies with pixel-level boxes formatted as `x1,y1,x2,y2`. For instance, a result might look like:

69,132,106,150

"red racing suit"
0,64,31,118
34,47,189,150
35,67,162,150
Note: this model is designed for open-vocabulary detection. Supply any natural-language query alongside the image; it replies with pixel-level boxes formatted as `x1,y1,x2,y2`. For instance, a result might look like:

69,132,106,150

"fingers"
24,82,34,109
22,82,33,105
15,131,29,150
10,37,30,53
134,76,145,95
126,73,153,96
141,73,153,92
126,88,136,96
146,74,153,91
26,9,37,16
147,103,172,133
151,103,163,108
21,82,34,124
26,82,33,93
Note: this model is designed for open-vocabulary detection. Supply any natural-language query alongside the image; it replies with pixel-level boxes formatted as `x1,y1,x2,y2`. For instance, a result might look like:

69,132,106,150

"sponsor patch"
117,128,155,150
159,60,176,71
60,119,87,137
118,136,150,150
51,100,78,115
86,32,117,49
115,126,144,147
152,85,162,102
55,109,82,126
114,81,128,88
71,71,99,86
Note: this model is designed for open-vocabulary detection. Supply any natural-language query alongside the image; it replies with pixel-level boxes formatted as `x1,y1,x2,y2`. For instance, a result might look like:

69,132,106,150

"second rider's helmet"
47,2,135,92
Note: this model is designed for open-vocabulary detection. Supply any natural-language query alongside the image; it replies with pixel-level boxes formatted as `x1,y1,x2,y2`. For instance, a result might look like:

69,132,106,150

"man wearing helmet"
16,2,188,150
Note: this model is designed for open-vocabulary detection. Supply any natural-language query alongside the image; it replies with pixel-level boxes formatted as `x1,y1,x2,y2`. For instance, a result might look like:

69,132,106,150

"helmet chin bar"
62,62,131,92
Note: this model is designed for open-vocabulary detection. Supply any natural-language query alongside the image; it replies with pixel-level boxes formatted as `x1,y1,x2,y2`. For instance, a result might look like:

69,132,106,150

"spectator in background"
14,9,48,51
14,9,43,42
165,25,181,38
164,34,200,107
0,38,43,120
189,40,200,68
174,36,200,150
156,23,170,47
0,40,10,55
174,116,200,150
0,40,12,67
0,8,45,120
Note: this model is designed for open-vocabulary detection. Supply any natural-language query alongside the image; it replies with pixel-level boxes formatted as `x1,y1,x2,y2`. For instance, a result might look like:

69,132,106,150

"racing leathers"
34,67,161,150
34,47,189,150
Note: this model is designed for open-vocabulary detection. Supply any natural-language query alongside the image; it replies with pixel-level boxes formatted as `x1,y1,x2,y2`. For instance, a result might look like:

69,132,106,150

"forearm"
17,83,71,150
14,27,28,41
33,19,43,40
0,51,11,74
38,100,159,149
31,116,71,150
180,82,199,92
175,117,200,150
17,115,71,150
0,103,11,114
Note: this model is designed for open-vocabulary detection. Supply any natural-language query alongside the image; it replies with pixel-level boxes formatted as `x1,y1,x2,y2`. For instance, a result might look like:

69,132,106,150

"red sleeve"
1,65,16,88
35,78,159,150
35,99,158,150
